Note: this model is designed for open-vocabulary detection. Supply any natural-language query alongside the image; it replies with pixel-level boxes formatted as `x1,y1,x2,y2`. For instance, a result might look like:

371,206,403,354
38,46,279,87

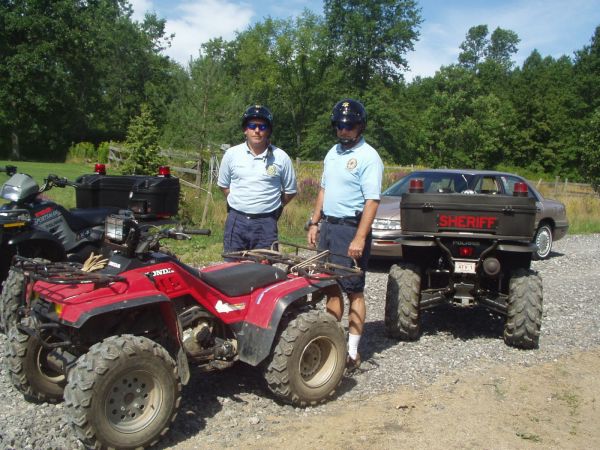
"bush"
67,142,96,162
97,142,110,163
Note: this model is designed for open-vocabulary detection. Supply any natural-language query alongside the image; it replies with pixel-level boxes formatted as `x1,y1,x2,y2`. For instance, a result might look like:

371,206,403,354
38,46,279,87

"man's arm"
307,188,325,246
220,187,230,197
347,199,380,259
282,192,296,206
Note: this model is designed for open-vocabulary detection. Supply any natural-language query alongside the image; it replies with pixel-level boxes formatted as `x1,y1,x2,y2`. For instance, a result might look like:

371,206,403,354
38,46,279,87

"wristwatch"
307,218,319,227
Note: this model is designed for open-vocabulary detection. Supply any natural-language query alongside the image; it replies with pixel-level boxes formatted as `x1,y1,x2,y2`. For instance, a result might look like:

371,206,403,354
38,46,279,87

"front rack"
223,241,363,280
12,256,125,285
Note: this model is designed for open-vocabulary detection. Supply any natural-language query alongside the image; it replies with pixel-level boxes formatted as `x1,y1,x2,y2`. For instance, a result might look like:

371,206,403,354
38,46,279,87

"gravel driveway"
1,234,598,449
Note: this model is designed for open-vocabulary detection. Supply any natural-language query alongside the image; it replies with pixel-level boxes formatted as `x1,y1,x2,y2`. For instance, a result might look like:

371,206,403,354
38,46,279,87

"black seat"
66,207,120,231
201,262,287,297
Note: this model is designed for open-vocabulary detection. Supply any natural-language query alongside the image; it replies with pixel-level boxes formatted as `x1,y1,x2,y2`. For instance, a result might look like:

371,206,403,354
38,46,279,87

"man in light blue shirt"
218,105,297,253
307,99,383,372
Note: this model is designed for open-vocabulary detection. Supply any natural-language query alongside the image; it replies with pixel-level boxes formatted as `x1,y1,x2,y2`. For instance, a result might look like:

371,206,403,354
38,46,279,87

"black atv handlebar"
41,174,78,192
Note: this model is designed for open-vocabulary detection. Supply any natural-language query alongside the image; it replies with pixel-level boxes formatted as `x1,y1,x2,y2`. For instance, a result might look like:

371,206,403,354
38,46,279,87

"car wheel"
533,224,553,260
503,268,543,349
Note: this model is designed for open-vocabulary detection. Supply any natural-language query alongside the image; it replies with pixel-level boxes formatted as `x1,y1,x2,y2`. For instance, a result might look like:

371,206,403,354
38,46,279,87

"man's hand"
348,236,366,259
307,225,319,247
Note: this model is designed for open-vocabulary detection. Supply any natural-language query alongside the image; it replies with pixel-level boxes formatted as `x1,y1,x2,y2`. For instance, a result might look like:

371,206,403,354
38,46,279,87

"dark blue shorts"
318,221,371,294
223,209,278,253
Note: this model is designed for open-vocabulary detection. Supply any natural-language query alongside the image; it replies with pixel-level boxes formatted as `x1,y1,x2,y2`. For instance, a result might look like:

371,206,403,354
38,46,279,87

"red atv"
5,212,359,449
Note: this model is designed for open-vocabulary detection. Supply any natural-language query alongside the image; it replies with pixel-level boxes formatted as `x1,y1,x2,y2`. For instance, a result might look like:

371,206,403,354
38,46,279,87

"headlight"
0,184,21,201
372,218,401,230
105,215,126,242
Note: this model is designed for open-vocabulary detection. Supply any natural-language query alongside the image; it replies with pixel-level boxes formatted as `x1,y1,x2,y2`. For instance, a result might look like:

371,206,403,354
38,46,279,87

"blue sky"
130,0,600,79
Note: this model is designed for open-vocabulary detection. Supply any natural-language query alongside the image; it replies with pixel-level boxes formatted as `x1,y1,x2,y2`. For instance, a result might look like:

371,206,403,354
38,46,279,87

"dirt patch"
218,348,600,450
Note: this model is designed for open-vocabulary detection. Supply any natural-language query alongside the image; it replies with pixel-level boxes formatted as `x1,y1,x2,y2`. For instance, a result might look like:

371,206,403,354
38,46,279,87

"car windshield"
383,172,475,196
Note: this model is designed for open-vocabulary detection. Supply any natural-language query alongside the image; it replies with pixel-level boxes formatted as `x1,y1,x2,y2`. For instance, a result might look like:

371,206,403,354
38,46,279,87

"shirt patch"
266,164,278,176
346,158,358,171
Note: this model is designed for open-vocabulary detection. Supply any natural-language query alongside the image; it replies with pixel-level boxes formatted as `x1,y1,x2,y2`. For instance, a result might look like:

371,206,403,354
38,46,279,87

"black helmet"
242,105,273,129
330,99,367,127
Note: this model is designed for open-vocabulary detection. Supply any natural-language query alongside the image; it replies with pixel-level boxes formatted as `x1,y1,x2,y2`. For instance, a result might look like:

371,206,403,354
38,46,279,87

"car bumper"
371,238,403,258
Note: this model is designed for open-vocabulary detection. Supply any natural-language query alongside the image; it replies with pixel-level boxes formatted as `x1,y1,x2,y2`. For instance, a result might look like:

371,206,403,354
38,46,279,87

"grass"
3,159,600,265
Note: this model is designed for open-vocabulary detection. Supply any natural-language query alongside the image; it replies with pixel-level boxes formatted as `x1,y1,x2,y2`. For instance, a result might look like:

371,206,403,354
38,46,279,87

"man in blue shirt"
218,105,297,253
307,99,383,372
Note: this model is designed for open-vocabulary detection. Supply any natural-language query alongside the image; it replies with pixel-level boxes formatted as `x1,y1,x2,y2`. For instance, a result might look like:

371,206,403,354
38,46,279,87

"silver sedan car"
371,169,569,260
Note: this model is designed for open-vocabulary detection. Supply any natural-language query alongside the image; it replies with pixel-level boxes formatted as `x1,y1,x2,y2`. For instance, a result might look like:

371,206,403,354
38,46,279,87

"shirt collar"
337,137,365,154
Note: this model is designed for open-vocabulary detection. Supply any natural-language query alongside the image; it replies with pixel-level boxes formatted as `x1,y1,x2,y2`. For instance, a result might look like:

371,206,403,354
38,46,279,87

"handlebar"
41,174,78,192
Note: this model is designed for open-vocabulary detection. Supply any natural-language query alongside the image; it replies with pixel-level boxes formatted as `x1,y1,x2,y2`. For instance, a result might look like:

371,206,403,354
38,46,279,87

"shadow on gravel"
155,361,357,448
420,305,505,341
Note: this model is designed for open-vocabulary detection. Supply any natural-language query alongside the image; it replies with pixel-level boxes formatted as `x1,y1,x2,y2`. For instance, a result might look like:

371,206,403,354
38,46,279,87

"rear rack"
223,241,362,280
12,256,125,285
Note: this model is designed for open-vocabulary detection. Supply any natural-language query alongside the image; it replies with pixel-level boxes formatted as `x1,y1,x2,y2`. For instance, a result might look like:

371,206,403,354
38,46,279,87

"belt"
230,208,276,219
322,214,360,227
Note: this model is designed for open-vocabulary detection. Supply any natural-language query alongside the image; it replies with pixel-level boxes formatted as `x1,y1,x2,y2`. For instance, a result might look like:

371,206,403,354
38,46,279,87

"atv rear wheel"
5,326,66,402
504,268,543,349
64,335,181,450
385,263,422,340
263,309,346,406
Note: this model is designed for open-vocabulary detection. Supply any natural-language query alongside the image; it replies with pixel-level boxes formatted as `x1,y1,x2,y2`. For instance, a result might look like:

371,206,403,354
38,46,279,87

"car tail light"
158,166,171,177
513,182,528,197
409,178,424,193
458,246,474,257
94,163,106,175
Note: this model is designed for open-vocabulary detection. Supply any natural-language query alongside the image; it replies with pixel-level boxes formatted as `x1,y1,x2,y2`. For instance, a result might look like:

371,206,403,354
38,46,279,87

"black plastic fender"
232,279,339,367
7,229,66,261
61,294,191,385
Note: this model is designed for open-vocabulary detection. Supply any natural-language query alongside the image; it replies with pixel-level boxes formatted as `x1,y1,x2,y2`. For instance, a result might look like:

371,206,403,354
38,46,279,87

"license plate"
455,261,476,274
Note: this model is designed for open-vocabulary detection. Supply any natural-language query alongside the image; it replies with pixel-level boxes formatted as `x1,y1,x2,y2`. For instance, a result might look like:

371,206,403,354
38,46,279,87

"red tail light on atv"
513,182,528,197
409,178,424,193
158,166,171,177
94,163,106,175
458,246,474,257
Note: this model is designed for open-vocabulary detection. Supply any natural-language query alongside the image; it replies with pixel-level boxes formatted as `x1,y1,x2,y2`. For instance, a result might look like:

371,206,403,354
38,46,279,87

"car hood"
376,195,401,220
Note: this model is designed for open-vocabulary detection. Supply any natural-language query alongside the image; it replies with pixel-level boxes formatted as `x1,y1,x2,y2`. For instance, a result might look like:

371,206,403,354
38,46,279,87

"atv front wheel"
385,263,422,340
5,326,66,402
264,309,346,406
64,335,181,450
504,269,543,349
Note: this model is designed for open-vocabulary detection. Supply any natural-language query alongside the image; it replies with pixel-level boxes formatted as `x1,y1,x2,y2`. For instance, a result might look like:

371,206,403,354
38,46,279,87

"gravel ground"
0,234,599,450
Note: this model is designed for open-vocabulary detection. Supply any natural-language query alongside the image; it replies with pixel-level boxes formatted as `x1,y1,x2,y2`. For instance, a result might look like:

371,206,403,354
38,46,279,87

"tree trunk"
11,132,20,160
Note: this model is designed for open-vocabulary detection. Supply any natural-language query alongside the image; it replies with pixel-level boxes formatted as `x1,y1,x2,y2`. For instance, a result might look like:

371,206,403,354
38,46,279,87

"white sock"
348,333,361,360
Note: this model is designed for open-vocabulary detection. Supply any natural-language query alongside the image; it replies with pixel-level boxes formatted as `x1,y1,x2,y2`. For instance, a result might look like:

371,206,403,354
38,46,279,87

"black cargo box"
129,176,180,219
400,193,536,240
75,174,180,219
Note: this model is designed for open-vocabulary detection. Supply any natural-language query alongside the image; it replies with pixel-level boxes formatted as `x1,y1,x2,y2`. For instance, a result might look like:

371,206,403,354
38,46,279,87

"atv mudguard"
7,229,66,261
234,278,338,367
66,293,190,385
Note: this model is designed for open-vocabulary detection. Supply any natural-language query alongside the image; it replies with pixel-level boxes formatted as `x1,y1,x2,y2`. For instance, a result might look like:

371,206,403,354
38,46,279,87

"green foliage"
97,142,110,164
121,105,164,175
67,142,96,162
580,108,600,192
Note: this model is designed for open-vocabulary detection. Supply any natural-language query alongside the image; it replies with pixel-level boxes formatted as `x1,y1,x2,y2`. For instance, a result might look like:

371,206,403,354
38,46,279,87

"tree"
122,104,164,175
324,0,422,91
580,108,600,192
458,25,520,72
0,1,175,160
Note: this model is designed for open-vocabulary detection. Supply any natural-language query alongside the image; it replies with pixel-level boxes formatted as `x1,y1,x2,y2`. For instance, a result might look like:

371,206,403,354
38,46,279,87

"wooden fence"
109,146,596,198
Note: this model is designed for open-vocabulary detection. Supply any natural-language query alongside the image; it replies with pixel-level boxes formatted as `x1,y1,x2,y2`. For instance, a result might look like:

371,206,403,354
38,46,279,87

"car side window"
501,175,534,198
474,176,500,194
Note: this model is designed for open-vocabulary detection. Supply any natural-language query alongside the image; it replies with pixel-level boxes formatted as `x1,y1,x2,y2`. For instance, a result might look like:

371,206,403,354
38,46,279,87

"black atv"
384,180,543,349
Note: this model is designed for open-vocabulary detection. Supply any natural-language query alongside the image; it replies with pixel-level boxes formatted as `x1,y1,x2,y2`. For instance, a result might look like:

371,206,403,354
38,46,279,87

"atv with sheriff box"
385,179,543,349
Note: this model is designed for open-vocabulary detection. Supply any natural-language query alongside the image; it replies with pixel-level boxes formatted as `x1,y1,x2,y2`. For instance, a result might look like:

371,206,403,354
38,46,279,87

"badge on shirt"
266,164,278,176
346,158,358,170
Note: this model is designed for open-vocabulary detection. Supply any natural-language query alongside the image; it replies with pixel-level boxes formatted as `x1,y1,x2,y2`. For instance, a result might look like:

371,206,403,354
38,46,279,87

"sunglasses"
246,122,269,131
335,122,356,130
